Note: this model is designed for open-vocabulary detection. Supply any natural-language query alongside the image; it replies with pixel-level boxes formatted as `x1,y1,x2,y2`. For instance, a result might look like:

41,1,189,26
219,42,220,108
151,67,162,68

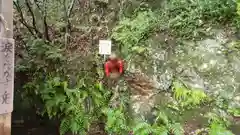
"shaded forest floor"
12,110,58,135
11,109,240,135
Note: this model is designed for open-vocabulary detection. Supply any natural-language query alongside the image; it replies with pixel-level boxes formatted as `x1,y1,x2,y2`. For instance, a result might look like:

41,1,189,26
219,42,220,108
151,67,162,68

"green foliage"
16,34,109,134
237,0,240,16
133,122,153,135
172,81,208,108
206,111,231,127
152,111,184,135
24,75,111,135
132,111,184,135
160,0,236,39
60,113,91,135
111,9,157,58
214,92,240,117
217,97,240,118
209,121,234,135
206,111,235,135
15,38,64,73
203,105,235,135
15,0,240,134
104,105,131,134
228,107,240,117
131,46,149,54
104,107,129,134
103,105,184,135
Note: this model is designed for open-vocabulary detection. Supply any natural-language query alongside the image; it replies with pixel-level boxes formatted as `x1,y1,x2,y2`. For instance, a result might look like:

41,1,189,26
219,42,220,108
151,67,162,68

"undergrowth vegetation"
162,0,236,39
171,81,209,109
111,9,157,58
14,0,240,135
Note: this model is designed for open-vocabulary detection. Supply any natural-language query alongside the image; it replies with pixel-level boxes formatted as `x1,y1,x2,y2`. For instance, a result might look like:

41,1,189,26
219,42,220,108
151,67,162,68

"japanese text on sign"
0,37,14,114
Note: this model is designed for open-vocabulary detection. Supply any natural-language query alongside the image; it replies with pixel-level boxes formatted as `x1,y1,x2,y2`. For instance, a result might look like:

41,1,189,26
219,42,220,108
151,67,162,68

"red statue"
104,53,124,79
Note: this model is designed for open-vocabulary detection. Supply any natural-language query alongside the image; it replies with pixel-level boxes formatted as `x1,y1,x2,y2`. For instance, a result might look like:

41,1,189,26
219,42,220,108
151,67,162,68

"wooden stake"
0,0,13,135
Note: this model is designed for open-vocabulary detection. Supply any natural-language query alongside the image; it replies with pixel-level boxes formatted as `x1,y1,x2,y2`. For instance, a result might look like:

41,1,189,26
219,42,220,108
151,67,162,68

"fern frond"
152,125,168,135
60,118,70,135
169,123,184,135
209,121,234,135
133,122,152,135
105,108,129,134
154,111,169,126
190,89,207,105
173,81,189,101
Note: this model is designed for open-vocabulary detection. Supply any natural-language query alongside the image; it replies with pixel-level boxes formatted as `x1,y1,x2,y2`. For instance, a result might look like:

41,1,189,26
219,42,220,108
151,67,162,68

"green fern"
237,0,240,16
151,110,184,135
172,80,208,108
152,125,168,135
228,107,240,117
105,108,129,134
172,81,189,101
133,122,152,135
169,123,184,135
60,118,70,135
111,9,157,58
184,89,207,107
209,121,234,135
60,114,90,135
154,111,169,126
34,76,110,135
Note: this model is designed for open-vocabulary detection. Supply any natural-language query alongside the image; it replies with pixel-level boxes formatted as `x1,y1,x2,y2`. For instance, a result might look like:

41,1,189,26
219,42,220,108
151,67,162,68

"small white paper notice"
99,40,111,55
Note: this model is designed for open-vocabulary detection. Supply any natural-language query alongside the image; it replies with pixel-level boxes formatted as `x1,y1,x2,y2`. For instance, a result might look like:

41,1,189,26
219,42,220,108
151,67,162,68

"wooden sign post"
0,0,14,135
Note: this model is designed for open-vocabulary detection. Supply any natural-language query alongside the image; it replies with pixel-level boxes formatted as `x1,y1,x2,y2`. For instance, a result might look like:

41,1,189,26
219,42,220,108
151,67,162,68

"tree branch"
43,0,50,41
67,0,76,18
63,0,68,48
66,0,76,34
33,0,50,41
25,0,42,38
33,0,43,13
66,0,75,32
13,1,36,37
63,0,76,47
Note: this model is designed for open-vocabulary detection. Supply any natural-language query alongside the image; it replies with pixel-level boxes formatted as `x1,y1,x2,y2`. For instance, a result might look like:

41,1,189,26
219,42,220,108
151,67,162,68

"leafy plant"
15,38,64,73
104,107,129,134
228,107,240,117
14,0,240,134
172,81,208,108
24,75,111,135
103,103,184,135
237,0,240,16
131,110,183,135
208,121,234,135
154,0,237,39
207,113,234,135
111,9,157,58
152,111,184,135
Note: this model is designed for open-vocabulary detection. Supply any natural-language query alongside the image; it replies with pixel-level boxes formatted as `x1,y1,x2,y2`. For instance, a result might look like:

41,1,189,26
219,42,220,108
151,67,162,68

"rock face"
125,28,240,122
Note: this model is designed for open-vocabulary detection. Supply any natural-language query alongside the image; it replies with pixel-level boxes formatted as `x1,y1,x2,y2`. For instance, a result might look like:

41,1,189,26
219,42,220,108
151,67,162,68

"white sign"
99,40,111,55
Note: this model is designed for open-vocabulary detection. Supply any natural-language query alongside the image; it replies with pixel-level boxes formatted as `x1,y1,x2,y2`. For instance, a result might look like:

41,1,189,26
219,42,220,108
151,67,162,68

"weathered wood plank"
0,38,14,114
0,0,13,135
